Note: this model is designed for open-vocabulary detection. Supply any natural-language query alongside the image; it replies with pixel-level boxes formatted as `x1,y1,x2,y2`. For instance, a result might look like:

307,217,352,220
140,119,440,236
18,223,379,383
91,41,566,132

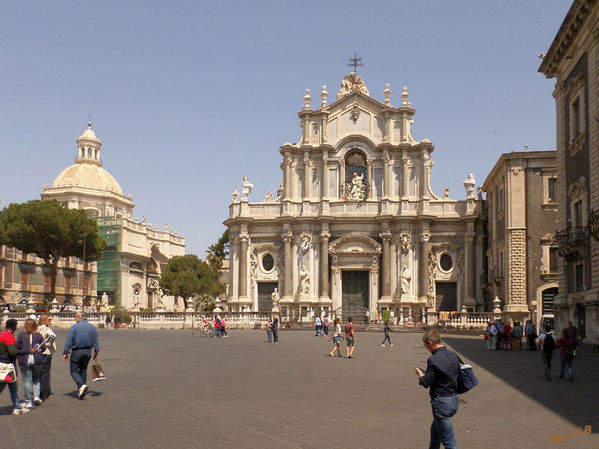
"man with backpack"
537,324,555,381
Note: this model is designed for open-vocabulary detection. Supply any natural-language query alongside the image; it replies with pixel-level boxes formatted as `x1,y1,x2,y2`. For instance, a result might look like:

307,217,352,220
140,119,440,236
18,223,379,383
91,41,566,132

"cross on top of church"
348,52,364,72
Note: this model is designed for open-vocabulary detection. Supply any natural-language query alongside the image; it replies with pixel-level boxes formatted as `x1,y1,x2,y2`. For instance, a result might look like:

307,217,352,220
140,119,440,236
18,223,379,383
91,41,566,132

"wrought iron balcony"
589,209,599,241
555,226,587,258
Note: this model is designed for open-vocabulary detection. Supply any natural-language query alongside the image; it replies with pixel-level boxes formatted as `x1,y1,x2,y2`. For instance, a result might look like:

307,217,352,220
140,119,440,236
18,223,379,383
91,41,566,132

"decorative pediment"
329,233,381,255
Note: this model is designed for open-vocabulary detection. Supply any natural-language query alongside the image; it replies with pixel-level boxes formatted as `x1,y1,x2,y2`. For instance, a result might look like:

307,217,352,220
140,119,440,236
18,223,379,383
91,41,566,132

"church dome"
52,163,123,195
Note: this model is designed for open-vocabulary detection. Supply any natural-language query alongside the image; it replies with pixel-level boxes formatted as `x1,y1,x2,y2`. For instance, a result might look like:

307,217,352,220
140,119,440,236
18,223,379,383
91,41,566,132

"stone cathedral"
225,73,484,323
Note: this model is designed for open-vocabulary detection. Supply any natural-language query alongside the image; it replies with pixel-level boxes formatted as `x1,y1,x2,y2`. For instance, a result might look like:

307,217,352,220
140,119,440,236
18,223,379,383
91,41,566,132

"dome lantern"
76,121,102,166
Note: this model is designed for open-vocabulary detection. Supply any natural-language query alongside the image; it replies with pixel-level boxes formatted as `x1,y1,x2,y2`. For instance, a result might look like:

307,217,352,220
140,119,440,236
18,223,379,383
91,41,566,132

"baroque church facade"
225,74,485,323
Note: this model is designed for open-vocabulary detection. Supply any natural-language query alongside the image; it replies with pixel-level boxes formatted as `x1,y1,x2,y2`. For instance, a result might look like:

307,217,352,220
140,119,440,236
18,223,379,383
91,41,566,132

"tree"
159,254,225,309
206,228,229,269
0,200,106,302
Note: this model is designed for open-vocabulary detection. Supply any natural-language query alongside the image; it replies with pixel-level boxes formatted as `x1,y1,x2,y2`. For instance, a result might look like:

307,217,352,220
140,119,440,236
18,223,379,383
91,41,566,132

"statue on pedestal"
100,292,109,312
300,265,310,296
241,176,253,201
271,288,280,312
400,265,411,295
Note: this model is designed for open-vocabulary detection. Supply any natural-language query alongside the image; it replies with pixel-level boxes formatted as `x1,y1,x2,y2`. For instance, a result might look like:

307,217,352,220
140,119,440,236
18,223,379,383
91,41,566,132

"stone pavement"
1,328,597,449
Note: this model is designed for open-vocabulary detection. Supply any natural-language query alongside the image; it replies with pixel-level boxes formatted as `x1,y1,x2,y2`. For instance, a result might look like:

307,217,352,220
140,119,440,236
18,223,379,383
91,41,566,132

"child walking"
381,322,394,347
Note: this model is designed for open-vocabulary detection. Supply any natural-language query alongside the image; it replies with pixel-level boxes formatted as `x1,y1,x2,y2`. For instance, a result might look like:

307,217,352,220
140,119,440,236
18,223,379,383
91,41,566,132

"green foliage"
206,228,229,269
0,200,106,299
15,305,26,313
160,254,226,303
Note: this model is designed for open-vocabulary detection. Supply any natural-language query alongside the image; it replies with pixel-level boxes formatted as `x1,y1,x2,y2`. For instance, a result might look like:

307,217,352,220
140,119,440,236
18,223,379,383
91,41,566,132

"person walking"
271,315,279,343
16,318,46,408
525,320,537,351
0,319,32,415
323,315,329,336
411,330,460,449
329,317,343,358
214,315,222,337
557,328,575,381
220,316,228,338
381,322,393,347
566,320,578,356
37,315,57,401
62,312,99,400
537,324,555,381
345,317,356,358
315,316,322,336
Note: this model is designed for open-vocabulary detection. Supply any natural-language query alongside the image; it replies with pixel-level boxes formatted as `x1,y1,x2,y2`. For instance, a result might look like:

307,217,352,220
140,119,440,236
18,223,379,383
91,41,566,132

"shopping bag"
0,362,17,383
92,364,106,381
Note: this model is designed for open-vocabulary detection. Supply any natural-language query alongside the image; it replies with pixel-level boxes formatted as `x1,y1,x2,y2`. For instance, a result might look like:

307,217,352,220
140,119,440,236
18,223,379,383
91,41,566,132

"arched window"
344,149,368,200
87,147,92,158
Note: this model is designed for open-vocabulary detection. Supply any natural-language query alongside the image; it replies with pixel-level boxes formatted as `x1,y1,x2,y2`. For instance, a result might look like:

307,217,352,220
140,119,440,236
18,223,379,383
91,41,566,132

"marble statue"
276,183,284,200
265,192,273,201
337,72,370,99
400,265,411,295
241,176,253,201
300,265,310,295
477,185,483,200
271,288,280,311
232,189,239,202
463,173,476,199
100,292,109,311
443,188,450,198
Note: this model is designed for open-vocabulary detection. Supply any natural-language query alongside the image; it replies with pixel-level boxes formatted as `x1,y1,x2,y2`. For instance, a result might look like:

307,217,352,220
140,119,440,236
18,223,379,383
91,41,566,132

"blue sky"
0,1,571,256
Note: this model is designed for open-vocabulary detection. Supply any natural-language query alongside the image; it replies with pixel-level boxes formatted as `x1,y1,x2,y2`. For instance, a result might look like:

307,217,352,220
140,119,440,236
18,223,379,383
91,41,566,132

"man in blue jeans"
412,330,460,449
63,312,100,400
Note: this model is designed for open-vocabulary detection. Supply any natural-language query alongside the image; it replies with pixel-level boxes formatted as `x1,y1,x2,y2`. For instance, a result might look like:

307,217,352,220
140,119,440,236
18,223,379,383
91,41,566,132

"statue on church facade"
241,176,253,201
400,265,411,295
271,288,280,311
337,72,370,99
300,265,310,296
463,173,476,199
345,172,365,201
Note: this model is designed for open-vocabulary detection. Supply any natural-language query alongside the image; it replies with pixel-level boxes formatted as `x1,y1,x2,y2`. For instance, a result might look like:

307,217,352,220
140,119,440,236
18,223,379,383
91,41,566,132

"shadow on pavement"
443,335,598,428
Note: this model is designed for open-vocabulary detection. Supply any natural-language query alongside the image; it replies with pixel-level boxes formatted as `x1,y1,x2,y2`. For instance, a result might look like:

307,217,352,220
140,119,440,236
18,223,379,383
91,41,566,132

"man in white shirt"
489,322,497,351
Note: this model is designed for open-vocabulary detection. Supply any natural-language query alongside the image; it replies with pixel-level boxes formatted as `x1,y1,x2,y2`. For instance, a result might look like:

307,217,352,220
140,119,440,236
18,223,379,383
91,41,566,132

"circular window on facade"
262,254,275,272
439,253,453,272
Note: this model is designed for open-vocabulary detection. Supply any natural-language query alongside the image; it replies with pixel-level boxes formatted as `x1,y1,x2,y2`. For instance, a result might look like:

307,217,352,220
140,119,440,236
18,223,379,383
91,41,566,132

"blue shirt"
419,346,459,398
63,320,100,354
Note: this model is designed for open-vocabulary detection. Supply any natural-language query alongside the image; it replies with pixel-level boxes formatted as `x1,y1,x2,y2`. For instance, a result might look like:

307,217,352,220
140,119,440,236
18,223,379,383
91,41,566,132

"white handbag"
0,362,17,383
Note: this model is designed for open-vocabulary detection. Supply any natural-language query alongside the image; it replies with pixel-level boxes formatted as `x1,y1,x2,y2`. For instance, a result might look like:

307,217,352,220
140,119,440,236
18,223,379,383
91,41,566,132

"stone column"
320,230,330,299
367,158,373,200
284,155,292,201
383,152,391,199
380,230,392,299
464,230,475,307
239,233,249,300
322,152,329,200
303,153,311,200
282,231,294,299
402,154,409,198
419,231,431,300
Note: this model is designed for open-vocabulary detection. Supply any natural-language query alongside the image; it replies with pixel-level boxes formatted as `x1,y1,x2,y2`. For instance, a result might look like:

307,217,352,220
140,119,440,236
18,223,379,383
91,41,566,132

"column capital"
320,230,331,242
281,231,293,243
420,231,431,242
239,233,249,243
380,231,392,243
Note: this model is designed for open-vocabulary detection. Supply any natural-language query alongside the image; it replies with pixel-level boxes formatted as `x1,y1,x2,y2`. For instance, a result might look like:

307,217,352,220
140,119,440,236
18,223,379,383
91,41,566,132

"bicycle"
191,320,214,337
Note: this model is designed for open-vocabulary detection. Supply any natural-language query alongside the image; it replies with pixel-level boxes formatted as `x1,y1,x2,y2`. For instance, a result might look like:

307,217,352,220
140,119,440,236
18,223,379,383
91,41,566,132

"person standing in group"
37,315,57,401
214,315,222,337
557,328,575,381
265,318,273,343
220,316,228,338
495,320,504,350
503,321,512,350
537,324,555,381
0,319,32,415
345,317,356,358
487,322,497,350
525,320,537,351
381,322,393,347
16,318,46,408
63,312,99,400
271,315,279,343
411,330,460,449
511,321,523,351
315,315,322,336
323,315,329,336
329,317,343,358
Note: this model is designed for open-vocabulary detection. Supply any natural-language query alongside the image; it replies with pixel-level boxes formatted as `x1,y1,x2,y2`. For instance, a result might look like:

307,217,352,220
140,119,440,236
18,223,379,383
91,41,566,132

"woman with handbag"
16,318,45,408
0,319,33,415
38,315,57,400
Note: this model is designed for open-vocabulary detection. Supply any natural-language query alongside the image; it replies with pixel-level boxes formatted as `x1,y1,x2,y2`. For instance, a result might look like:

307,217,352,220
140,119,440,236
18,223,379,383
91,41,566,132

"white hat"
28,314,38,320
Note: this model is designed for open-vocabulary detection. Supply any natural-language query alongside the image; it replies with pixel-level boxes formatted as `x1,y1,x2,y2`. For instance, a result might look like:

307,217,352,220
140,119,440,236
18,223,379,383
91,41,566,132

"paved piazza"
1,328,597,449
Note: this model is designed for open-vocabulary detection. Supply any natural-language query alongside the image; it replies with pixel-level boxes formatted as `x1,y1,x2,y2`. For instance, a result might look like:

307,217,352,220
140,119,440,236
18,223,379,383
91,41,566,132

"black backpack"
543,333,555,352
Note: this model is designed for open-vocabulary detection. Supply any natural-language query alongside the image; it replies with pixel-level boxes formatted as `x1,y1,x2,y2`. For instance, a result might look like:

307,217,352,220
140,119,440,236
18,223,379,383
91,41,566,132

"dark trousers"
272,327,279,342
527,334,537,350
542,350,553,380
323,325,329,336
40,355,53,399
69,348,92,388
